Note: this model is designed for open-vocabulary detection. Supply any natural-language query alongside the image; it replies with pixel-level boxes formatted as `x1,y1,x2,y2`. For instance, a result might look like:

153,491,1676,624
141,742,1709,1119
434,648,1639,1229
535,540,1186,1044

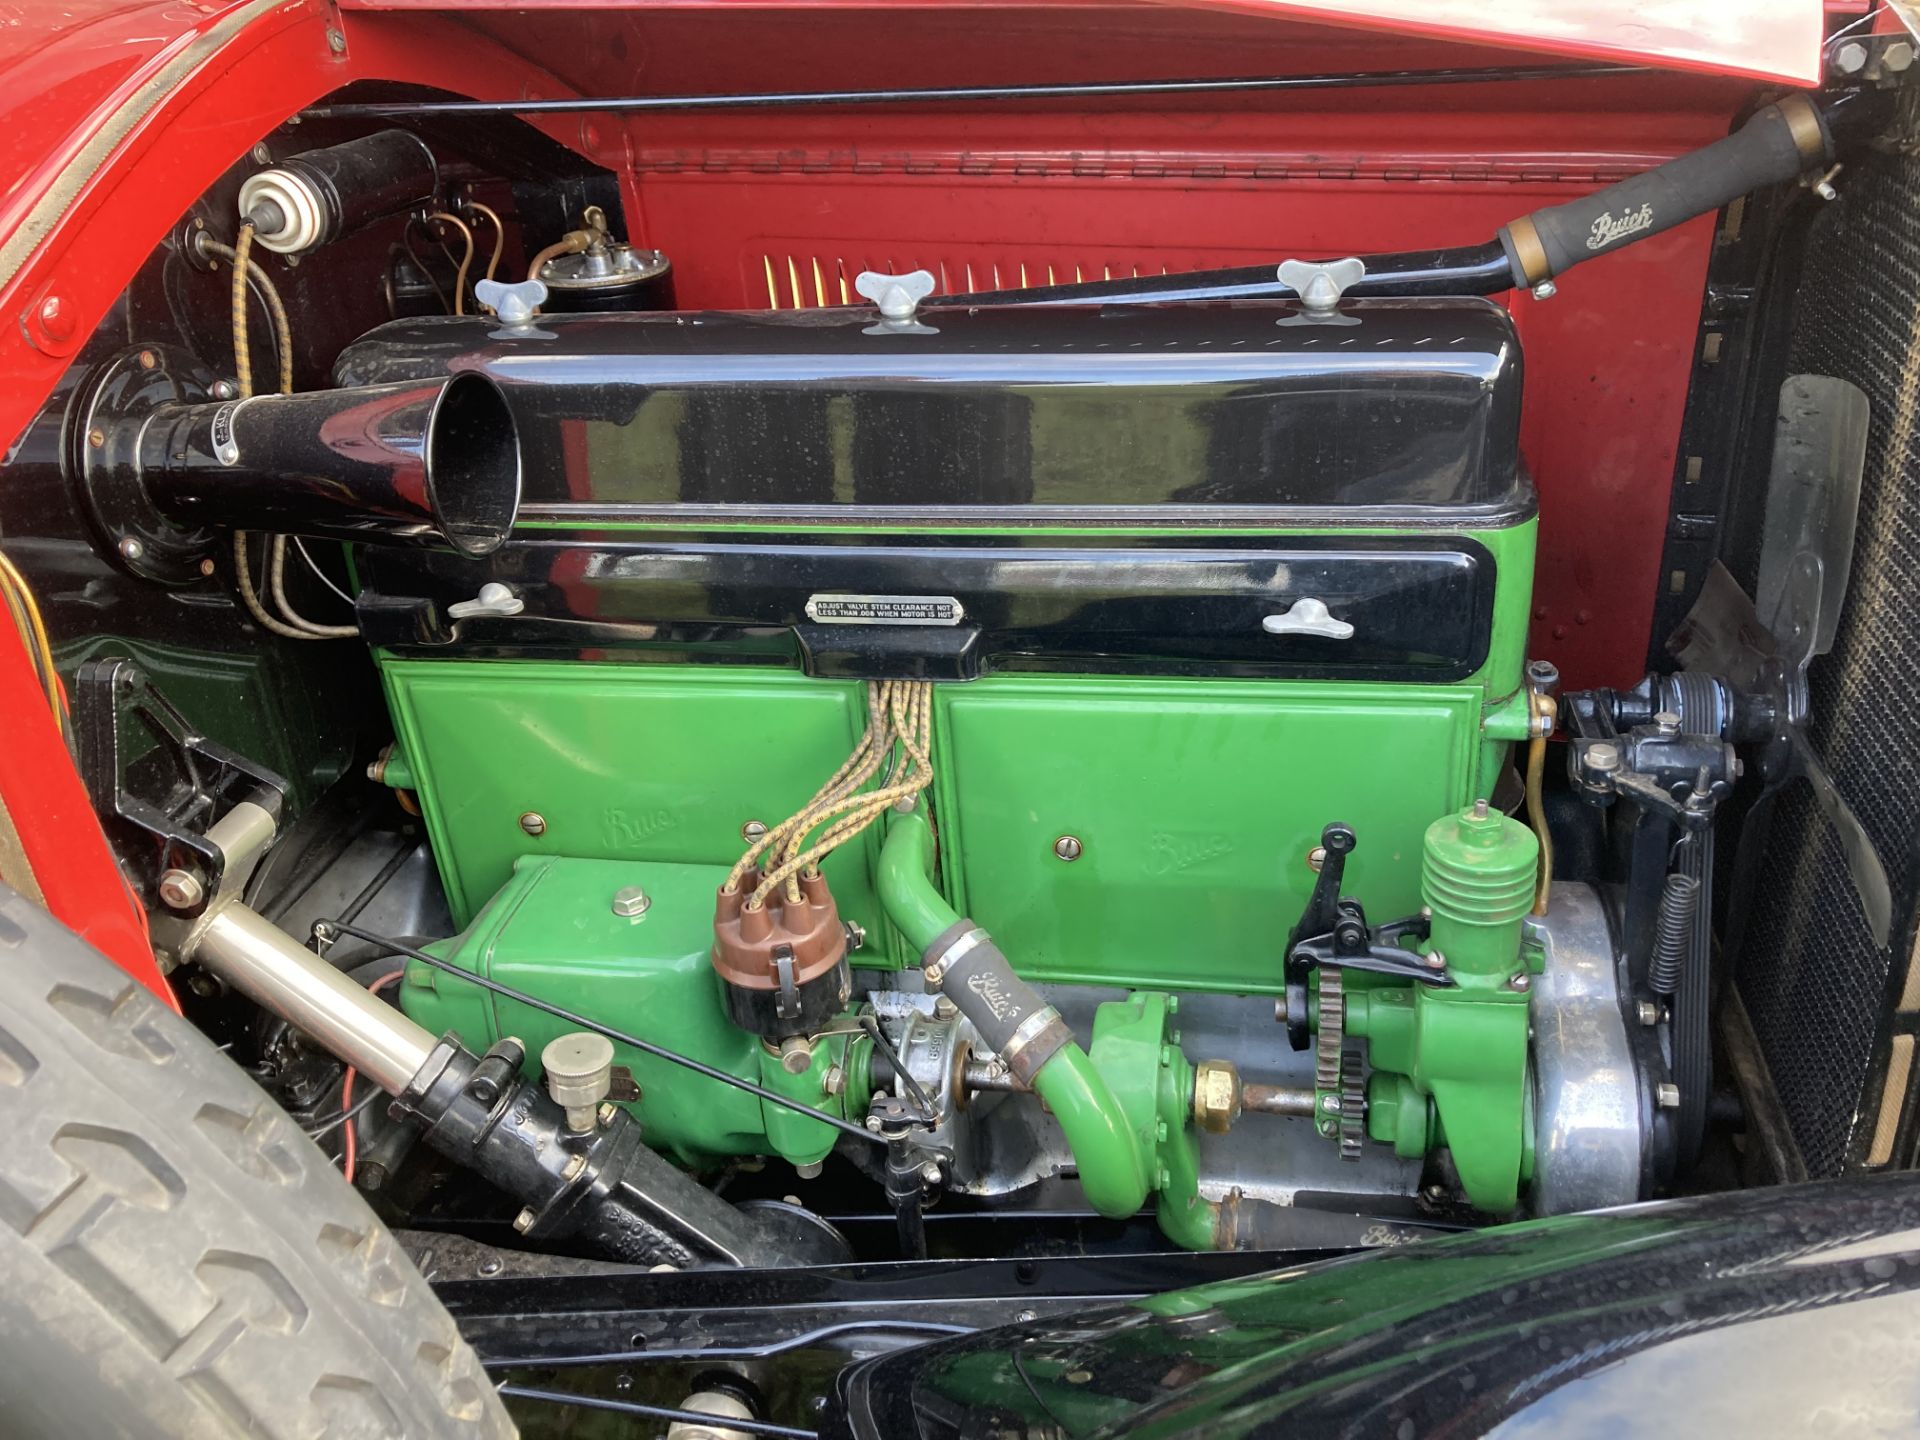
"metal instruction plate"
803,593,966,626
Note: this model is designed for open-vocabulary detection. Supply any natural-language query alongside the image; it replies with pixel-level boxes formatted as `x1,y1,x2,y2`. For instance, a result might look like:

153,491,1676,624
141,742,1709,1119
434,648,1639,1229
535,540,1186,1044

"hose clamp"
998,1005,1072,1086
1777,94,1828,166
923,926,988,988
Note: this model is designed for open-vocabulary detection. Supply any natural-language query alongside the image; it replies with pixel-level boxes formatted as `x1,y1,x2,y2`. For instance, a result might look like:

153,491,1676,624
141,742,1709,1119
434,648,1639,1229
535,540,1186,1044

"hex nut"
611,885,651,917
157,868,205,911
1193,1059,1242,1134
1655,1082,1682,1109
1637,1000,1660,1027
1886,40,1916,72
561,1153,589,1181
1833,39,1869,74
512,1207,537,1234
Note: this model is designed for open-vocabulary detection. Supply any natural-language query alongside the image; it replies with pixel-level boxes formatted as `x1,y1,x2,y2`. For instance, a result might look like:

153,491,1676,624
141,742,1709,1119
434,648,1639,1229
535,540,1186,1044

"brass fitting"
1193,1059,1243,1134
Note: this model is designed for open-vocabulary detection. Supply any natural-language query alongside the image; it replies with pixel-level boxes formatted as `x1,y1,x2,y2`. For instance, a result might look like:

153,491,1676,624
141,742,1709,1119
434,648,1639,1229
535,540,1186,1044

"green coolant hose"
877,810,1149,1218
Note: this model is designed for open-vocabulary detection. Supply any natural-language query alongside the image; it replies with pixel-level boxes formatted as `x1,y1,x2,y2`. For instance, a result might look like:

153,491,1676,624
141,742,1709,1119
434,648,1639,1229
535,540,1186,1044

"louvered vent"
757,253,1176,308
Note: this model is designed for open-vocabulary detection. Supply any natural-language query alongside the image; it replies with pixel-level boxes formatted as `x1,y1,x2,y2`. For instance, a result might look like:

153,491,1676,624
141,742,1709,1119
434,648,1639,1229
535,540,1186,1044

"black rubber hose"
1500,97,1828,284
921,919,1070,1084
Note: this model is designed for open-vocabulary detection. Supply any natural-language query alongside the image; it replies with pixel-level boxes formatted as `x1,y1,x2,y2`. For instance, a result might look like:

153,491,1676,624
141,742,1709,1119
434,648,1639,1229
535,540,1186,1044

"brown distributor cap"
712,868,848,995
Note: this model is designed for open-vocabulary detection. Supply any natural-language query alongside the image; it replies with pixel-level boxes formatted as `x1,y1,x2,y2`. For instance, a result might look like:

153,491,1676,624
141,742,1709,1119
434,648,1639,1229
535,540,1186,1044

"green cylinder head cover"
1421,801,1539,977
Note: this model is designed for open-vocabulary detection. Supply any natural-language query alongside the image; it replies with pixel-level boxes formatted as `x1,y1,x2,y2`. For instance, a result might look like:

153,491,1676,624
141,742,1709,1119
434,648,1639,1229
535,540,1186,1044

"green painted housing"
378,513,1543,1229
378,517,1535,1001
399,853,872,1168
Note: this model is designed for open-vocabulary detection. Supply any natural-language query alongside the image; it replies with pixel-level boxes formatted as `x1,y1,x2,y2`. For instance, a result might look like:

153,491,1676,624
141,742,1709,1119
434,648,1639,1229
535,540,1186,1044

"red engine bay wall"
1,2,1762,697
433,5,1753,691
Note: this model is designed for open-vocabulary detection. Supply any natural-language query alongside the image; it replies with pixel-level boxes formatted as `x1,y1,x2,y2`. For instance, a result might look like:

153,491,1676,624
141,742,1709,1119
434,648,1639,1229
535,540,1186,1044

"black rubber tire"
0,884,515,1439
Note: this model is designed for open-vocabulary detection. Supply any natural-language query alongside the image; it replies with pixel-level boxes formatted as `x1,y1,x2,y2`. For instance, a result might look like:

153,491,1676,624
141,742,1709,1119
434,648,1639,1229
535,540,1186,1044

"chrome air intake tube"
76,356,522,581
135,373,521,556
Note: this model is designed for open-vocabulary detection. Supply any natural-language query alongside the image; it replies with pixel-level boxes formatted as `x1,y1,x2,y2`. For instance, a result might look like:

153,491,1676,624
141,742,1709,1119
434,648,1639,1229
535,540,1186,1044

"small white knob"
475,278,548,326
854,269,937,321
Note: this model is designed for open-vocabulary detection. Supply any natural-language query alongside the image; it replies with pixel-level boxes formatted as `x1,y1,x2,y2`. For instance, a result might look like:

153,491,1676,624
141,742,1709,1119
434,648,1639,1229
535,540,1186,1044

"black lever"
1282,823,1446,1051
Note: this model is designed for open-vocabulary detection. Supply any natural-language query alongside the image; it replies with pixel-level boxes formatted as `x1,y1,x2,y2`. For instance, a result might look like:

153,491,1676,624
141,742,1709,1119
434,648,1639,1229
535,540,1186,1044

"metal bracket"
772,944,801,1021
1281,822,1444,1050
72,658,289,911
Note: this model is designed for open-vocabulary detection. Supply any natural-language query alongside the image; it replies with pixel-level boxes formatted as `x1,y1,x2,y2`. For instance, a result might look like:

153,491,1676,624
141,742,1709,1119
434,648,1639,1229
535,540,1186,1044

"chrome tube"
196,904,435,1093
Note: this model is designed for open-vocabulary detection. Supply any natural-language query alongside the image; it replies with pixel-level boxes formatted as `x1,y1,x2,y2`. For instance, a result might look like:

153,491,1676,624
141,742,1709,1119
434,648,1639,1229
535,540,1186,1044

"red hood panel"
1169,0,1824,86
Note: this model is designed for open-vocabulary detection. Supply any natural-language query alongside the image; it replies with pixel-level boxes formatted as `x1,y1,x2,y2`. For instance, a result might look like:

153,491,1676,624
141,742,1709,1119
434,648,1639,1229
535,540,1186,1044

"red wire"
340,1069,357,1182
340,970,406,1185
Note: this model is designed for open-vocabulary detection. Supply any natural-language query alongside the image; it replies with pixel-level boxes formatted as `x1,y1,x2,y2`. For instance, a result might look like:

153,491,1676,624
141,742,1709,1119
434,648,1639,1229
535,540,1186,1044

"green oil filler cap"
1421,800,1539,978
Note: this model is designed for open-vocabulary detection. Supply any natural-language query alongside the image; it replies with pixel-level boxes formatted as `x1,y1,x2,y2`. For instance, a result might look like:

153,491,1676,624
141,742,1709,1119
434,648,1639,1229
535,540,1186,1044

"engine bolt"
611,885,650,917
1053,835,1083,862
796,1160,824,1179
561,1153,588,1181
1318,1093,1342,1115
822,1064,846,1097
518,811,547,836
597,1102,618,1126
1832,39,1869,74
87,427,105,448
741,819,768,842
512,1207,537,1234
1307,845,1326,872
1886,40,1916,73
1508,971,1532,992
1586,742,1622,772
1655,1082,1682,1109
864,1115,883,1132
1424,950,1447,970
933,995,957,1020
920,1161,943,1186
326,25,347,53
1637,1000,1660,1027
118,537,144,562
157,868,204,910
778,1036,813,1075
1531,280,1558,301
1654,710,1682,737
